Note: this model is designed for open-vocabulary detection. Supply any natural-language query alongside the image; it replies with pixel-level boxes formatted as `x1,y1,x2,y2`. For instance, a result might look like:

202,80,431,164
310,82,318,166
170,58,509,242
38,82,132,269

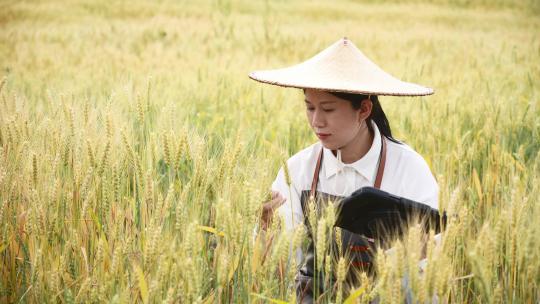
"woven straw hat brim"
249,38,434,97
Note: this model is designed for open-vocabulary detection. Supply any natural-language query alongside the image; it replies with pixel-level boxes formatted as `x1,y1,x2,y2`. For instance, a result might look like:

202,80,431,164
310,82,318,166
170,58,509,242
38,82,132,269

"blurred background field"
0,0,539,303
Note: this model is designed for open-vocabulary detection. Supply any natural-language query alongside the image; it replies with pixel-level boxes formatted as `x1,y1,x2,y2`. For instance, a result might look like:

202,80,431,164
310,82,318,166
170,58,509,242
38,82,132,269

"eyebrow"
304,99,338,105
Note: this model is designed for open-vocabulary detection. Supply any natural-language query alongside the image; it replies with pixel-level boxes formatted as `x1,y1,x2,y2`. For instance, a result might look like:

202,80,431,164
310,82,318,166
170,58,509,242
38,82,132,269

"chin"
320,141,339,150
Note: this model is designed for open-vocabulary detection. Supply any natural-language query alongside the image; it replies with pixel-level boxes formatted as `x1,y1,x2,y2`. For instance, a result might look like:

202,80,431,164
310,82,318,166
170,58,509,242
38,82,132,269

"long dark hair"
329,92,402,144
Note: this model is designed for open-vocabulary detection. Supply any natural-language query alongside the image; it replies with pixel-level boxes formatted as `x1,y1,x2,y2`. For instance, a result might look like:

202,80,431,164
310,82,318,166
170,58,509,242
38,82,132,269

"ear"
356,98,373,122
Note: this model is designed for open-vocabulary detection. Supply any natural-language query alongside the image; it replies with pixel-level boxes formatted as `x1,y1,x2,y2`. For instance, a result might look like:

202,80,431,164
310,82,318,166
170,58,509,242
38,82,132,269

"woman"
251,38,439,302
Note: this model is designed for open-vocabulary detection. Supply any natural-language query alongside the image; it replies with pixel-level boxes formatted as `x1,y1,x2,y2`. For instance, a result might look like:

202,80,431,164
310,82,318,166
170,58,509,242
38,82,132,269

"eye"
323,109,335,113
306,107,315,112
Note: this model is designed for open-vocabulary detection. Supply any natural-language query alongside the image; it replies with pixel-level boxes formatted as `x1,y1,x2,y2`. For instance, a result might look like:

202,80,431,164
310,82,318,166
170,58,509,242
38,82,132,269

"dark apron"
295,138,387,303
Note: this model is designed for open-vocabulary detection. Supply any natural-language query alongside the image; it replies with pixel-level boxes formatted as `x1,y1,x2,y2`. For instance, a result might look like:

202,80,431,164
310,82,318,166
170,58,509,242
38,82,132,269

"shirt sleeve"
271,167,304,232
400,154,439,210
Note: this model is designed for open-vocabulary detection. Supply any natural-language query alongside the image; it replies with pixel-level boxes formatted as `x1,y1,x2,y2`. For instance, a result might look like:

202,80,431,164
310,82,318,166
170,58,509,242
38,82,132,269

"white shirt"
272,120,439,233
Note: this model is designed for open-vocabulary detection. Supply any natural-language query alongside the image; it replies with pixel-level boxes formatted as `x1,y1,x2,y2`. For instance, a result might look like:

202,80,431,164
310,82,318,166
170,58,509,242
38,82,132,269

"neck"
333,123,374,164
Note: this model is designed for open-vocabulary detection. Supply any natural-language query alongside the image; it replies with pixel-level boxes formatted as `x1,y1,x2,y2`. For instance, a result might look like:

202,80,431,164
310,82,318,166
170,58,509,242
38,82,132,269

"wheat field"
0,0,539,303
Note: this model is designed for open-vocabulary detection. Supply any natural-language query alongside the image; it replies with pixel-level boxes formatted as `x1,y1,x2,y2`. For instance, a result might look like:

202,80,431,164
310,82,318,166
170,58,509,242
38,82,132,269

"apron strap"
310,148,324,199
310,136,387,198
374,137,387,189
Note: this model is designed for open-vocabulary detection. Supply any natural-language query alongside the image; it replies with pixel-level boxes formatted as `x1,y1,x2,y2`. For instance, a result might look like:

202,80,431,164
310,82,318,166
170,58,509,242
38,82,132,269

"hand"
260,191,286,231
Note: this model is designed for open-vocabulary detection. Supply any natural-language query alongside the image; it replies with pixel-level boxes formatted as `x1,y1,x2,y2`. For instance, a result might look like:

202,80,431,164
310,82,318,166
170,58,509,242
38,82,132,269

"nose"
311,108,326,129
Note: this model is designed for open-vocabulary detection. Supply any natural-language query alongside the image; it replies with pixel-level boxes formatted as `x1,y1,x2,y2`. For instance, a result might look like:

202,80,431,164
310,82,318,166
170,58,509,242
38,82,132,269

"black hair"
328,91,402,144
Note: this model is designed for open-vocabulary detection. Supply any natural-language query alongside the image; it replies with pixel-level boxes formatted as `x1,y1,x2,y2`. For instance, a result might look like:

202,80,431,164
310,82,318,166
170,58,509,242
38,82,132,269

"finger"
269,196,286,210
271,190,280,200
263,196,285,213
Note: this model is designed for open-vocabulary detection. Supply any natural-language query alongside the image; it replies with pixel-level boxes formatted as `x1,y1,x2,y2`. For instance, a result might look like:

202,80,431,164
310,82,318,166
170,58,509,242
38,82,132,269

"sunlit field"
1,0,539,303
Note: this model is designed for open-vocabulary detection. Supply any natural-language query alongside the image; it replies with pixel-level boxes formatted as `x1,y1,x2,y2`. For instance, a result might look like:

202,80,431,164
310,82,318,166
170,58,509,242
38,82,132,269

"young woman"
251,38,439,303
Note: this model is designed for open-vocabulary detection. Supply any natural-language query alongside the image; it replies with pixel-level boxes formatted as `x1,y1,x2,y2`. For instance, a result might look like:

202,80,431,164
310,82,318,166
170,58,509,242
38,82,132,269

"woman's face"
304,89,371,150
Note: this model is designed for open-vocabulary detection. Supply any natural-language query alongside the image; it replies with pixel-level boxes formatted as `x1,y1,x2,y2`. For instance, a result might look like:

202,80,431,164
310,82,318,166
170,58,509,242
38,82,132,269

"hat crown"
249,38,434,96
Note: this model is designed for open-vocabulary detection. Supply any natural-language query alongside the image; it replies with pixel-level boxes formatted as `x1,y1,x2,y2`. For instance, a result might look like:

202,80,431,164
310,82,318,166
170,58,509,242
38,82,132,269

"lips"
316,133,331,140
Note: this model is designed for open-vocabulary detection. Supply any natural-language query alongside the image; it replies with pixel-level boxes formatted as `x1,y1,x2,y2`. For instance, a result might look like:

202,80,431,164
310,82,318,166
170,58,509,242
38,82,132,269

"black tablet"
334,187,446,241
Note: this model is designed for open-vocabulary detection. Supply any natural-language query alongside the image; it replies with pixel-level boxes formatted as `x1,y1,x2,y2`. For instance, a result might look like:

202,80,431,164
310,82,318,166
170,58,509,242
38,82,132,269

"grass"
0,0,539,302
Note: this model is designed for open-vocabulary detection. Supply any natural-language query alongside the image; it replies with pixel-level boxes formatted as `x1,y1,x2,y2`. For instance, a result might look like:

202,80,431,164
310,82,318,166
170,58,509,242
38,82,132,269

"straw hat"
249,37,433,96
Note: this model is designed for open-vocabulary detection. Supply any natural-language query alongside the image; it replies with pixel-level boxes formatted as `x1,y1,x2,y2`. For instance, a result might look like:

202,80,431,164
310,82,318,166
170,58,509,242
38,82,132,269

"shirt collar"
323,120,382,182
